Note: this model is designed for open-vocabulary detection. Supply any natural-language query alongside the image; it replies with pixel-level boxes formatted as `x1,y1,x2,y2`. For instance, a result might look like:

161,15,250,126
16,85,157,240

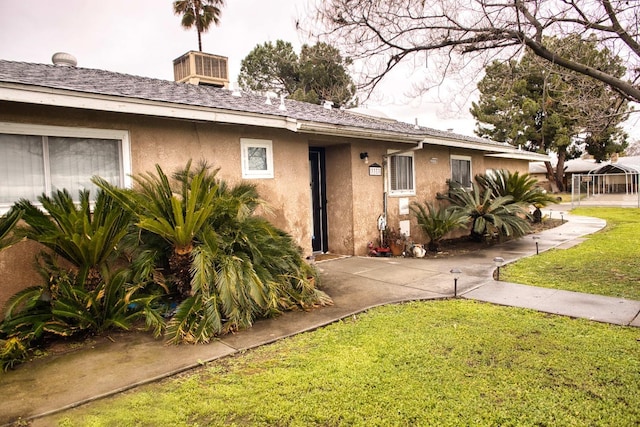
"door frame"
309,147,328,253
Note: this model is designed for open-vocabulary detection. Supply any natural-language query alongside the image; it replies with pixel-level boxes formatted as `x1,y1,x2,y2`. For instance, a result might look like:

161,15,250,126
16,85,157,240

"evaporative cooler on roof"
173,51,229,88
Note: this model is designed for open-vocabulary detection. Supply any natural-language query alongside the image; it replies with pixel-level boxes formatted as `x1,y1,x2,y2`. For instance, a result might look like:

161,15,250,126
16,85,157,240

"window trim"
0,122,132,211
241,138,274,179
387,150,416,196
450,154,472,188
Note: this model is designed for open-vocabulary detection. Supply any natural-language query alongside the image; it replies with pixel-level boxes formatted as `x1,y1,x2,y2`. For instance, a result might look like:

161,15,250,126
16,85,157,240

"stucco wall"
0,103,313,308
0,102,535,306
324,144,355,254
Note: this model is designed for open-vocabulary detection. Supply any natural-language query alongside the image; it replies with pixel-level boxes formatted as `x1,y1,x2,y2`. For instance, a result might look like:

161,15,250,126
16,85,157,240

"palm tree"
95,161,218,298
2,192,163,369
14,190,133,289
173,0,225,51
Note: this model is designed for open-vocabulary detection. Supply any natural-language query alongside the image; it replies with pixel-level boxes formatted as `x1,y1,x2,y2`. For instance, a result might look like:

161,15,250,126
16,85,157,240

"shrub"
475,169,558,214
0,191,164,369
410,201,469,251
95,161,332,344
438,182,530,242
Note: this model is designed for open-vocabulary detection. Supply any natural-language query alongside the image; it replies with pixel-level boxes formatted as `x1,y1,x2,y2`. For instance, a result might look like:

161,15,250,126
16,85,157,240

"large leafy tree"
311,0,640,103
470,36,629,191
173,0,225,52
238,41,357,108
237,40,300,96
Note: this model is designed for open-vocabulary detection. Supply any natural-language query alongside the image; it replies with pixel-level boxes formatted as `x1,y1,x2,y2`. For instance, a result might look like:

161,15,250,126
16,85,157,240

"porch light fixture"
450,267,462,297
430,157,438,164
532,235,540,255
493,256,504,281
360,152,369,164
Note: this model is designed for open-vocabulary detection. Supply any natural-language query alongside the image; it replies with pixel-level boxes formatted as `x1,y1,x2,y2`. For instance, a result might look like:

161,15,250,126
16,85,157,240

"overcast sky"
0,1,637,141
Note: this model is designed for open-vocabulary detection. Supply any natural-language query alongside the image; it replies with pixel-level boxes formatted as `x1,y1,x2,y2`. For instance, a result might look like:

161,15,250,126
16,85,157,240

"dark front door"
309,148,328,253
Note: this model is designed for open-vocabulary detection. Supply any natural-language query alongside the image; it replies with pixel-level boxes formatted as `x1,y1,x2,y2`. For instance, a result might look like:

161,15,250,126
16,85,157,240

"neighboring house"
530,156,640,194
0,52,548,306
529,158,599,192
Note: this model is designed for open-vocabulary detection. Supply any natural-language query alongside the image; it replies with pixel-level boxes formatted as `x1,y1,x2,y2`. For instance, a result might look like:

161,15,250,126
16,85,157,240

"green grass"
55,300,639,426
503,207,640,300
50,207,640,426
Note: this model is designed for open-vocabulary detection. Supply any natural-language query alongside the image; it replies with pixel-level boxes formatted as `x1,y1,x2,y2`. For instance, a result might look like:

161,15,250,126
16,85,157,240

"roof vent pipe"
52,52,77,67
278,95,287,111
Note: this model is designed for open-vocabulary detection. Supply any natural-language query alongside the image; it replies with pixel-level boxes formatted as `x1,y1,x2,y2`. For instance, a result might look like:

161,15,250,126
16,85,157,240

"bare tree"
311,0,640,103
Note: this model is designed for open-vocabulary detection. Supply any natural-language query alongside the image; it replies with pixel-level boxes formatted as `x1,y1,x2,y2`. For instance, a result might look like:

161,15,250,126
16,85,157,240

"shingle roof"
0,59,509,148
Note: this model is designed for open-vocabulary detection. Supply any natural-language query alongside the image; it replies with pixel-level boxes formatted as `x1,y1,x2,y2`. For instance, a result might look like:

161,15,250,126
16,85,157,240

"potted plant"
384,227,406,256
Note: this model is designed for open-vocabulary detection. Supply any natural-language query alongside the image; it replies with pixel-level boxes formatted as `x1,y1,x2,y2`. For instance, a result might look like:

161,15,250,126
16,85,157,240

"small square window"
241,139,273,179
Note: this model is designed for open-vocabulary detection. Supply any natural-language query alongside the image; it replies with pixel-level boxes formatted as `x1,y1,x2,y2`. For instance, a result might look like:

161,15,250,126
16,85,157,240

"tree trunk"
169,250,193,299
544,161,559,193
555,151,568,192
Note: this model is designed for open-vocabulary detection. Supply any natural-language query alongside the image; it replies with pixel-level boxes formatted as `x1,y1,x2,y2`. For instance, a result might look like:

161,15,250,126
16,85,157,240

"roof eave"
485,151,552,162
0,82,552,161
295,121,423,143
0,83,299,132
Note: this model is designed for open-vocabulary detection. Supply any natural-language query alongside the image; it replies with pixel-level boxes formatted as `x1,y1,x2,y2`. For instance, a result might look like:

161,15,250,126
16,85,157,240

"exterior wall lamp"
360,152,369,164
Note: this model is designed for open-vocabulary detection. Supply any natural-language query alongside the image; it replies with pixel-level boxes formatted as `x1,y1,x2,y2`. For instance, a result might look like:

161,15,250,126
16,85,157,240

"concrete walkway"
2,209,639,426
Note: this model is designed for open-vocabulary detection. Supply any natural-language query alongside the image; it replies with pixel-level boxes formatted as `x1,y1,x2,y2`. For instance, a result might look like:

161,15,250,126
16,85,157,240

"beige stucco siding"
0,103,314,308
0,101,536,308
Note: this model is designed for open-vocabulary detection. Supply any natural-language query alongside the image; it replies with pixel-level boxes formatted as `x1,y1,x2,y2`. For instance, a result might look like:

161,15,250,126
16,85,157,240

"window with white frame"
388,151,415,196
241,138,274,179
0,123,131,210
450,155,472,187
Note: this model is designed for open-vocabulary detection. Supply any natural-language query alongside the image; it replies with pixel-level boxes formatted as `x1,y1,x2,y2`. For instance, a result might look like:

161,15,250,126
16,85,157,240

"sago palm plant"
439,182,531,242
0,208,23,252
95,161,218,298
410,201,469,252
1,191,164,369
13,189,132,289
475,169,558,211
96,161,331,344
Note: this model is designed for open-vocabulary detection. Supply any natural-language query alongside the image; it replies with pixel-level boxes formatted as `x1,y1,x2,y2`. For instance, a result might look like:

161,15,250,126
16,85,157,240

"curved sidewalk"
2,211,640,426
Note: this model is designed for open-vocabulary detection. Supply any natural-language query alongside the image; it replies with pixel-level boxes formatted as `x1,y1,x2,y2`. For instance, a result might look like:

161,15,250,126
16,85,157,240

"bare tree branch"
308,0,640,102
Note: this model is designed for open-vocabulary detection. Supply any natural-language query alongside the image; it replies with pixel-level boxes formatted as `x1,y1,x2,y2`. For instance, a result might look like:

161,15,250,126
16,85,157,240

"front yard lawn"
502,207,640,300
56,300,639,426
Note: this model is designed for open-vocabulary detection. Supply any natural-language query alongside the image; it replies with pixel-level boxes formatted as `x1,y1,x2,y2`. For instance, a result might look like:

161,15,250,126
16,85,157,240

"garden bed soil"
421,218,564,258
